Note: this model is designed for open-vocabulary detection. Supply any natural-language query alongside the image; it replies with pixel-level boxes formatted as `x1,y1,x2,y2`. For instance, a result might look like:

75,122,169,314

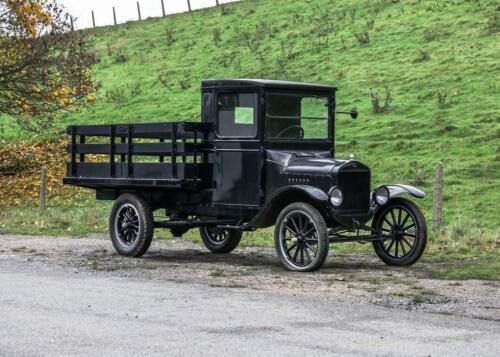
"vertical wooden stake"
161,0,166,17
40,166,47,210
216,0,220,5
91,10,96,28
432,161,443,229
137,1,142,21
113,6,117,26
187,0,192,12
70,16,74,31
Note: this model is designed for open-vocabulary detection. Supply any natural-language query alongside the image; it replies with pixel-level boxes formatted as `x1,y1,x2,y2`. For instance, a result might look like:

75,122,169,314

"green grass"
1,0,499,265
430,259,500,280
10,246,37,253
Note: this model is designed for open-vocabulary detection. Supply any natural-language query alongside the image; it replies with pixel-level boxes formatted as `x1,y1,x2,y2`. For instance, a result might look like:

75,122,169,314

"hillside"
1,0,499,241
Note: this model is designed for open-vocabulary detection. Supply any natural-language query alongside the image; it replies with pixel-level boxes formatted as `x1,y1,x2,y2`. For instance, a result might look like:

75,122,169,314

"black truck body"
64,79,427,272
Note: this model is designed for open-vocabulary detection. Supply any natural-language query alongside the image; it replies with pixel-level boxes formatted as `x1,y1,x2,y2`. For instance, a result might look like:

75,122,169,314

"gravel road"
0,235,499,356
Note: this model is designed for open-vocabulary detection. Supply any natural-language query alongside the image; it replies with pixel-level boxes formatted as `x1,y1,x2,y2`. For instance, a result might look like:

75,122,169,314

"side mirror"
336,109,359,119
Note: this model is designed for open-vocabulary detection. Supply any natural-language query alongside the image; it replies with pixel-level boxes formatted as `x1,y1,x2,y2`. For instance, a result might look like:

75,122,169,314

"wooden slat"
67,162,202,180
67,142,201,155
67,122,210,139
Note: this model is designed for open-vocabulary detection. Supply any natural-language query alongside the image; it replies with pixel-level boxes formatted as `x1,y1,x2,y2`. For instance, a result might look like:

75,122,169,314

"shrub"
213,28,221,45
486,13,499,34
165,26,175,50
313,37,329,52
423,28,438,42
366,18,375,30
340,36,348,50
114,53,127,64
414,49,431,62
220,5,232,16
276,57,286,76
436,91,456,108
407,161,427,186
354,29,370,45
105,86,127,104
369,88,393,113
348,8,357,23
179,80,191,90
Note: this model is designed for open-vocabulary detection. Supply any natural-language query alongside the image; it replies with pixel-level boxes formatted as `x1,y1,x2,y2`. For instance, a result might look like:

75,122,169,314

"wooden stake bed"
63,122,212,191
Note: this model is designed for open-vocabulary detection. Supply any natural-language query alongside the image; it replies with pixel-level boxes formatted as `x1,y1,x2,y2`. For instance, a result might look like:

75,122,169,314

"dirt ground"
1,234,499,322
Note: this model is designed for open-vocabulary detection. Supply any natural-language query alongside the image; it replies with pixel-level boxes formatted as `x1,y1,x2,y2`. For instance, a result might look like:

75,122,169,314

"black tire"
109,193,154,257
274,202,329,272
199,226,242,253
372,197,427,266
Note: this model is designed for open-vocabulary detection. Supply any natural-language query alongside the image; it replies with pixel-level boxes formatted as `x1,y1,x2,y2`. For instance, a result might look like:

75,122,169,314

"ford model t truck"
64,79,427,272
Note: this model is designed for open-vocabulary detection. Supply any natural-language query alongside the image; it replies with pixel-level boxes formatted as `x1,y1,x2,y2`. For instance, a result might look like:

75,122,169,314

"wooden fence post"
215,0,220,5
137,1,142,21
40,166,47,210
113,6,117,26
187,0,192,12
432,161,443,229
91,10,96,28
70,16,74,31
161,0,166,17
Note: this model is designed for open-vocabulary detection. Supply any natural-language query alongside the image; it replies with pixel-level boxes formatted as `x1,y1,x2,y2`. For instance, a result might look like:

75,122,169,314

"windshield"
266,93,330,140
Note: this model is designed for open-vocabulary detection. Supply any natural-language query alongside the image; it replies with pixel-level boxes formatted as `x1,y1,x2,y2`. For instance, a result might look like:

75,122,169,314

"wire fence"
71,0,240,30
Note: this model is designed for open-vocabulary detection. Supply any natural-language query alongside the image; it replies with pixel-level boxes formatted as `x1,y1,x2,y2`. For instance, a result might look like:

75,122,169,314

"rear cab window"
217,93,257,138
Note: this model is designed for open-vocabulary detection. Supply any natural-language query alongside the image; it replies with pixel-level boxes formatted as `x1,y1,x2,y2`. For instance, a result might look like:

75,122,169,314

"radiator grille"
338,167,370,211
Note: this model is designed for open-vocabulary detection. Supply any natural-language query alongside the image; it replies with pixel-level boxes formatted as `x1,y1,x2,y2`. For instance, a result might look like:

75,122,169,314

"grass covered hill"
0,0,499,244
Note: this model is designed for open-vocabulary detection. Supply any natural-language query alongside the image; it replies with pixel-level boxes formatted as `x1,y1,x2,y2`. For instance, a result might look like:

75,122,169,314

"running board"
329,236,384,244
154,219,235,229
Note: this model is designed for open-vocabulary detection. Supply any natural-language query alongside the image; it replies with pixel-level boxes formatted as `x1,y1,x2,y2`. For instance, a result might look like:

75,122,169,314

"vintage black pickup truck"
64,79,427,272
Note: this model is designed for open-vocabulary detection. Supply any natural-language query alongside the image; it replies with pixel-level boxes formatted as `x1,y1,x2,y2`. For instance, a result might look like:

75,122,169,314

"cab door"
212,91,261,207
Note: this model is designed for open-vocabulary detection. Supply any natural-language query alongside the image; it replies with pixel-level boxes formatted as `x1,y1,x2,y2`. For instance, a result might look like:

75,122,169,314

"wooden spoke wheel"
110,194,154,257
275,203,329,272
200,226,242,254
372,198,427,266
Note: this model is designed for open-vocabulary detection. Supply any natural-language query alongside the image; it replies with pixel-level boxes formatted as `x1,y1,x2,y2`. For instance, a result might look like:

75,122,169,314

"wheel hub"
391,225,405,239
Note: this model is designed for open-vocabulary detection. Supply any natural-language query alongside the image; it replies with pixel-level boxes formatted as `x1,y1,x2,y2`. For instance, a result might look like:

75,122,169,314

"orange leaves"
10,0,52,38
0,0,96,130
0,139,92,208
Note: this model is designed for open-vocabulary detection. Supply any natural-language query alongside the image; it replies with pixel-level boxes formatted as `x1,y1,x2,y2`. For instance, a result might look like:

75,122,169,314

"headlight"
329,187,343,207
374,186,390,205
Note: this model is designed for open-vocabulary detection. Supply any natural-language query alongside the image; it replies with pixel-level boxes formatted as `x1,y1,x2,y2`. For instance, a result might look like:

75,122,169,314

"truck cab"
200,79,369,228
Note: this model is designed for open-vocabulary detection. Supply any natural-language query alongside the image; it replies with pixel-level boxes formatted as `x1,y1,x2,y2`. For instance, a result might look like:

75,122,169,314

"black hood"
266,150,356,176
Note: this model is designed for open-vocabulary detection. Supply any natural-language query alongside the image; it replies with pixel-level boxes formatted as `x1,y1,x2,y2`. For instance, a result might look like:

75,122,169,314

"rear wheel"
109,193,154,257
274,202,329,272
372,197,427,266
200,226,242,253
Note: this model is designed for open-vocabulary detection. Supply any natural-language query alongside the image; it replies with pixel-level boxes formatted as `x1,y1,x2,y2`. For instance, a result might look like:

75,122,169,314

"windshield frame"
264,90,334,143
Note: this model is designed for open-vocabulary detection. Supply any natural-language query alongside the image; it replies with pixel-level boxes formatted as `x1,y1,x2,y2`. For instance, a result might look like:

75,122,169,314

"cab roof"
201,79,337,91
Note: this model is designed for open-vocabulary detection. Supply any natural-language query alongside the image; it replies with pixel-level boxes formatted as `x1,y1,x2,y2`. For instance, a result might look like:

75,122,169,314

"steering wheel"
275,125,304,139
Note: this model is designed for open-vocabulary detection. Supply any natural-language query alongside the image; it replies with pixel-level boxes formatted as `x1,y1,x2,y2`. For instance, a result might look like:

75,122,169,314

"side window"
300,97,329,139
217,93,257,137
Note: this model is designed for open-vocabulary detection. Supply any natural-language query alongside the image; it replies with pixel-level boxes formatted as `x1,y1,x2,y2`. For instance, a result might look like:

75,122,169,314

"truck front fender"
248,185,329,228
386,184,425,199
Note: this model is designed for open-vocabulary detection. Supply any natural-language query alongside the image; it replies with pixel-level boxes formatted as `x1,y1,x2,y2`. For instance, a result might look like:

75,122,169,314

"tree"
0,0,96,131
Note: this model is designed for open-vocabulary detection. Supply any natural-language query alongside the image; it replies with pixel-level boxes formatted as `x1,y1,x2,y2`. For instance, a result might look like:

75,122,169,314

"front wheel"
372,197,427,266
200,226,242,253
274,203,329,272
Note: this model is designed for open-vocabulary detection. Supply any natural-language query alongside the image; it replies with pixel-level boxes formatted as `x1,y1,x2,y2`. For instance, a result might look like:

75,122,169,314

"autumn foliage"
0,140,92,207
0,0,96,131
